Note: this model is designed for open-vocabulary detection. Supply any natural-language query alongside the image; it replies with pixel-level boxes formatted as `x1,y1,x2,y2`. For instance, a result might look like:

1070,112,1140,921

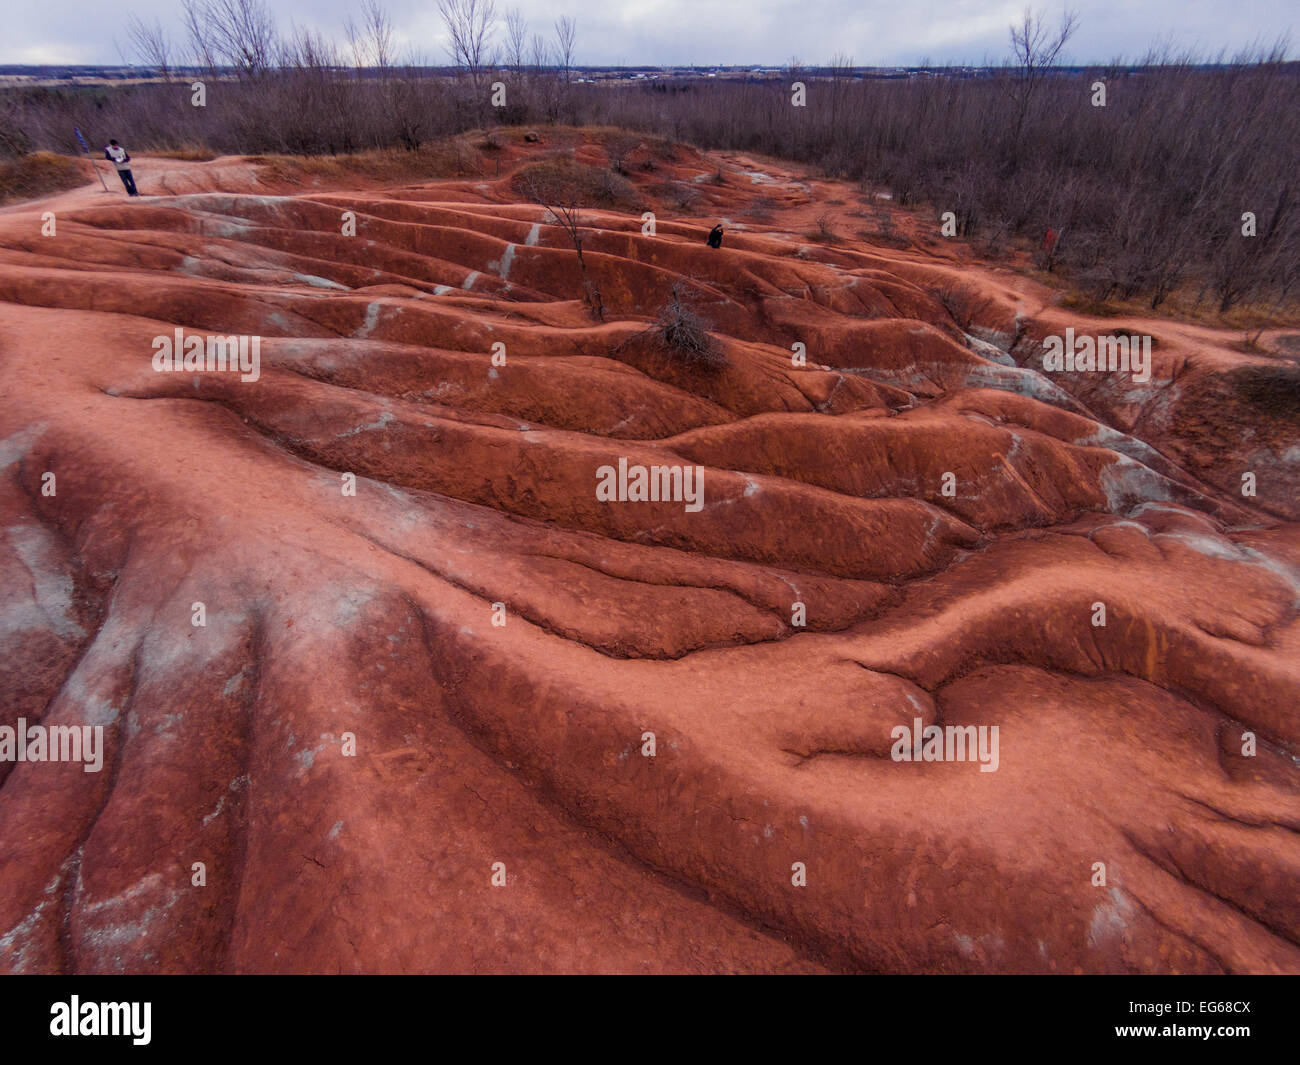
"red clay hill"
0,130,1297,973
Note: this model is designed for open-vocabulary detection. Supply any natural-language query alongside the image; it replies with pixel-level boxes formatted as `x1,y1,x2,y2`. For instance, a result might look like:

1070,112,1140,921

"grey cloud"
4,0,1293,66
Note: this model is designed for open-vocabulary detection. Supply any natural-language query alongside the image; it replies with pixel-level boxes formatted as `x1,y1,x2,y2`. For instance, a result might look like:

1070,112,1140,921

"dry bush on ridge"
604,132,641,175
153,143,219,161
809,212,840,244
0,152,88,204
248,142,481,185
654,283,726,370
857,228,912,251
649,180,700,213
510,157,641,211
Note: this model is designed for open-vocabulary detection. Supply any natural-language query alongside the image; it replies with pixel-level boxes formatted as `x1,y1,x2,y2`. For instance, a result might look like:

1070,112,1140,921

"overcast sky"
5,0,1294,67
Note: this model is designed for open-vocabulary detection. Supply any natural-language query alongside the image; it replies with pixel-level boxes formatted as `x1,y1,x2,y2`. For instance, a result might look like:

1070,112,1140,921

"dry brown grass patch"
0,152,89,204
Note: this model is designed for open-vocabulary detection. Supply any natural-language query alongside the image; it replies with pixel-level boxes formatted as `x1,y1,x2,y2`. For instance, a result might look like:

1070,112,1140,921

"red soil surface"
0,132,1297,973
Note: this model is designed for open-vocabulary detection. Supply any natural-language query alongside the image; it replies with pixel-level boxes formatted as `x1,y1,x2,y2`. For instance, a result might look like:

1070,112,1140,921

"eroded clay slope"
0,136,1297,973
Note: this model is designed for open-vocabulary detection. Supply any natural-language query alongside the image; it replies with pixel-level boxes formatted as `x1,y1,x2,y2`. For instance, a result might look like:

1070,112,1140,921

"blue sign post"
74,127,110,192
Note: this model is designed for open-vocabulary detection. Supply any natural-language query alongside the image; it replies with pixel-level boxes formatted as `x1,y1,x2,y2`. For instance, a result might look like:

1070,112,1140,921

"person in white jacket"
103,139,138,196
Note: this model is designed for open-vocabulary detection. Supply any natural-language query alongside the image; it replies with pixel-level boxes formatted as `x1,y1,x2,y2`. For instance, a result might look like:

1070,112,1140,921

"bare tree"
504,8,528,76
519,165,603,320
438,0,498,87
1209,185,1292,312
344,2,422,149
273,24,359,152
123,15,175,80
529,31,559,121
828,51,854,128
180,0,219,74
528,32,549,71
347,0,395,73
182,0,279,78
212,0,278,76
554,16,577,86
1004,6,1079,145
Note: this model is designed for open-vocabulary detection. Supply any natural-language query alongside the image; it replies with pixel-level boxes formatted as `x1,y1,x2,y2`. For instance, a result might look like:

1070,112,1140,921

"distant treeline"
599,56,1300,315
2,20,1295,315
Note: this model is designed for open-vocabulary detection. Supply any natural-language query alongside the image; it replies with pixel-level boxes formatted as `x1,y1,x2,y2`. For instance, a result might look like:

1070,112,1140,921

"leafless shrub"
859,228,911,251
605,131,640,175
517,162,604,321
654,283,726,370
121,15,175,80
814,211,840,243
512,157,638,210
978,220,1013,261
651,181,699,212
154,143,219,160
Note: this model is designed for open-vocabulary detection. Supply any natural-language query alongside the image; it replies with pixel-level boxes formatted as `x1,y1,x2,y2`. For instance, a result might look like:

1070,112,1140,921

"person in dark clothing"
707,223,723,248
104,140,138,196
